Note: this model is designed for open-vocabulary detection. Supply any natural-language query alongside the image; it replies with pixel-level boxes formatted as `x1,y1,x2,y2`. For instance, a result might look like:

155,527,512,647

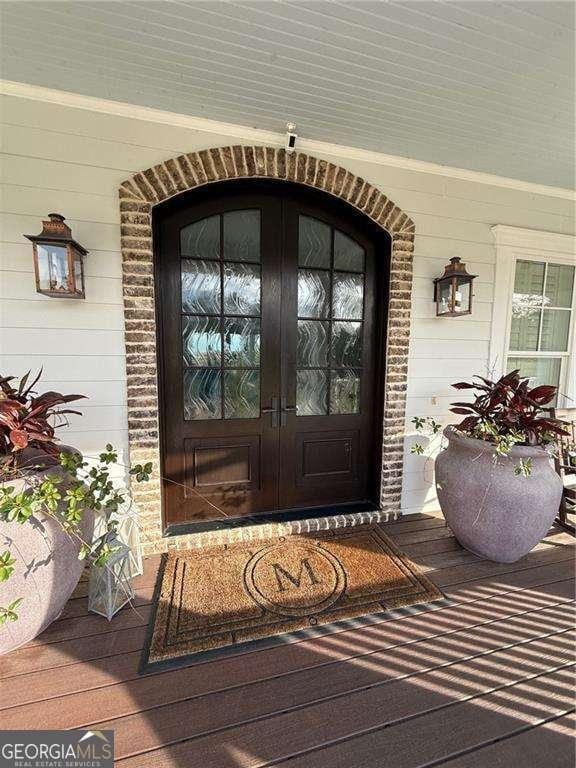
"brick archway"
119,146,415,553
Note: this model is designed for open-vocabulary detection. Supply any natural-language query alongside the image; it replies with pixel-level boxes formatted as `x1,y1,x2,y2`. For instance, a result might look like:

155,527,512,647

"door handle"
261,396,279,428
280,397,296,426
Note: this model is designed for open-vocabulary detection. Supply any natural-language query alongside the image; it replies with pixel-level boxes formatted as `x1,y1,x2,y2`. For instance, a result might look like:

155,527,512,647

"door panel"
157,191,282,524
298,430,358,482
278,196,378,510
156,183,384,529
185,436,261,488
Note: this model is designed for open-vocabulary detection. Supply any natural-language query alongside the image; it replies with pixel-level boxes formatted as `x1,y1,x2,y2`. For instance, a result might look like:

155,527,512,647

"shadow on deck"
0,513,574,768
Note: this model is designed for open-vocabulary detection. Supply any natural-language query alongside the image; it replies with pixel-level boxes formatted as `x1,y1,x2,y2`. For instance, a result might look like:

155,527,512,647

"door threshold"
164,501,392,537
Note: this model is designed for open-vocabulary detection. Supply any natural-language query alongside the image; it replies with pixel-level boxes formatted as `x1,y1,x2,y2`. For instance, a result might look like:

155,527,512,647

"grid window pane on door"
180,211,261,420
297,216,365,415
506,259,575,397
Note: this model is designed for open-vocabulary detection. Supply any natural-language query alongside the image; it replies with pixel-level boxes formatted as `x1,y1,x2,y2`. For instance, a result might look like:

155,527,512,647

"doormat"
141,524,443,671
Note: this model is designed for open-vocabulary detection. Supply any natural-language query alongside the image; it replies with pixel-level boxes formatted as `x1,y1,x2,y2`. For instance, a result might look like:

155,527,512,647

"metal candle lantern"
433,257,476,317
115,506,143,578
88,543,134,621
92,501,143,579
25,213,88,298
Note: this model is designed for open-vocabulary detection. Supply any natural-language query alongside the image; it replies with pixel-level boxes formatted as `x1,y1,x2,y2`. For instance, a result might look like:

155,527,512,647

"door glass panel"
297,269,330,318
181,215,220,259
223,210,260,263
332,321,362,367
297,369,328,415
334,231,364,272
296,218,367,416
183,368,221,420
297,320,329,367
545,264,575,308
330,370,360,414
332,273,364,319
181,211,262,421
509,307,540,351
224,370,260,418
224,263,260,315
182,316,221,367
541,309,571,351
223,317,260,366
298,216,331,268
182,259,221,314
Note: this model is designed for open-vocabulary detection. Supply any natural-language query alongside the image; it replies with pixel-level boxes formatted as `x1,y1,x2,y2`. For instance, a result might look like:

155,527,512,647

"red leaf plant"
449,369,568,447
0,370,86,471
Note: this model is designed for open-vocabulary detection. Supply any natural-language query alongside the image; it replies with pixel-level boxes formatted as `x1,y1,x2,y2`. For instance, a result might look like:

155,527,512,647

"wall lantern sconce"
25,213,88,298
433,257,476,317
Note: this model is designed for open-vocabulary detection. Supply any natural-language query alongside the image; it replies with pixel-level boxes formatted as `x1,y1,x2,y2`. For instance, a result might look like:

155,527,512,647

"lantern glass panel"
88,544,134,621
74,252,83,294
37,243,69,293
437,280,452,314
454,279,471,313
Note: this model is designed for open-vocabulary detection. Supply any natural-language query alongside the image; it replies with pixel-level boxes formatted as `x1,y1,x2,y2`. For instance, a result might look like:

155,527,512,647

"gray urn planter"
435,426,562,563
0,448,93,655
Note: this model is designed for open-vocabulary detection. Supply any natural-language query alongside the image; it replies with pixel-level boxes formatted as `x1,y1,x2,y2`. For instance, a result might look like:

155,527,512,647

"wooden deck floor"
1,513,574,767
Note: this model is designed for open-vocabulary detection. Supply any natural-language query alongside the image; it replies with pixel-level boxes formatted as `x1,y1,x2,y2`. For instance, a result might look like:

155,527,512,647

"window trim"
490,226,576,407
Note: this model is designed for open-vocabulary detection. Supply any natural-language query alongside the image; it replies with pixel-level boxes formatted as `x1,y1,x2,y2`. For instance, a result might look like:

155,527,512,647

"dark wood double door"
155,182,386,530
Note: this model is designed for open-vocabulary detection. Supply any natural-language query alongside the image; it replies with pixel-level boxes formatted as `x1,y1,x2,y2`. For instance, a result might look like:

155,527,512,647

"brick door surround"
119,146,415,553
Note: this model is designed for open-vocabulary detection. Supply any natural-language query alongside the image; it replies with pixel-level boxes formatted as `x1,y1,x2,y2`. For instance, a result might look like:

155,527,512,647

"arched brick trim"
119,147,415,554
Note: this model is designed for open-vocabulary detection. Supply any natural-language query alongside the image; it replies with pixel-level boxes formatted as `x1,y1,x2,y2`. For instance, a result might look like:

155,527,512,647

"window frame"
490,226,576,407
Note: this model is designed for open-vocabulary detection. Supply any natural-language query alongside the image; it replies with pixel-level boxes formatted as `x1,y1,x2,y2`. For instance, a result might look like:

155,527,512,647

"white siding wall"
1,94,574,514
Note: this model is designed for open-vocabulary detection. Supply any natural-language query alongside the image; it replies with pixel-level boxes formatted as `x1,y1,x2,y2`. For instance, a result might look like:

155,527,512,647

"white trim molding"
491,226,576,254
1,79,575,202
490,225,576,406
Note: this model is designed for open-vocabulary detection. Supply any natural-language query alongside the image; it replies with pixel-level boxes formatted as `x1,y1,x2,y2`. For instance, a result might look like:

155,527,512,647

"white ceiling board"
1,0,573,188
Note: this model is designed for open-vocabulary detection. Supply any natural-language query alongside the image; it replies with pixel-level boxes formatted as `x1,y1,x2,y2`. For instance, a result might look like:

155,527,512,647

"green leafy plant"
0,371,152,625
410,417,442,455
0,551,16,582
0,445,152,623
514,458,533,477
0,598,22,626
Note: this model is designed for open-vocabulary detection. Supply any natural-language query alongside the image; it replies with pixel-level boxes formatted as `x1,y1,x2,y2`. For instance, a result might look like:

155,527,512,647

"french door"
155,183,385,529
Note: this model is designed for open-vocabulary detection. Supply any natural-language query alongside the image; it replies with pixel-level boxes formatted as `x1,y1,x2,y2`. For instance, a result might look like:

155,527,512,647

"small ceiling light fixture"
433,257,476,317
25,213,88,298
285,122,298,152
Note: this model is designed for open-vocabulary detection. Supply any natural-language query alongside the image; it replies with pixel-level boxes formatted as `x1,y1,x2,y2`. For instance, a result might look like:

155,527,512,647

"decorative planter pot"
0,448,93,654
435,427,562,563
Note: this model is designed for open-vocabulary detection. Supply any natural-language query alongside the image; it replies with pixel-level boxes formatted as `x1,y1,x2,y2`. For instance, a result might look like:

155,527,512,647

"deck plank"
2,559,573,711
434,711,576,768
0,515,573,768
1,555,572,680
262,668,575,768
114,654,575,767
72,615,576,759
3,585,573,731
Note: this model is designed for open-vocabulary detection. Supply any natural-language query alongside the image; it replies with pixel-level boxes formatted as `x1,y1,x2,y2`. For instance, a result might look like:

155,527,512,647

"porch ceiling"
1,0,574,189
